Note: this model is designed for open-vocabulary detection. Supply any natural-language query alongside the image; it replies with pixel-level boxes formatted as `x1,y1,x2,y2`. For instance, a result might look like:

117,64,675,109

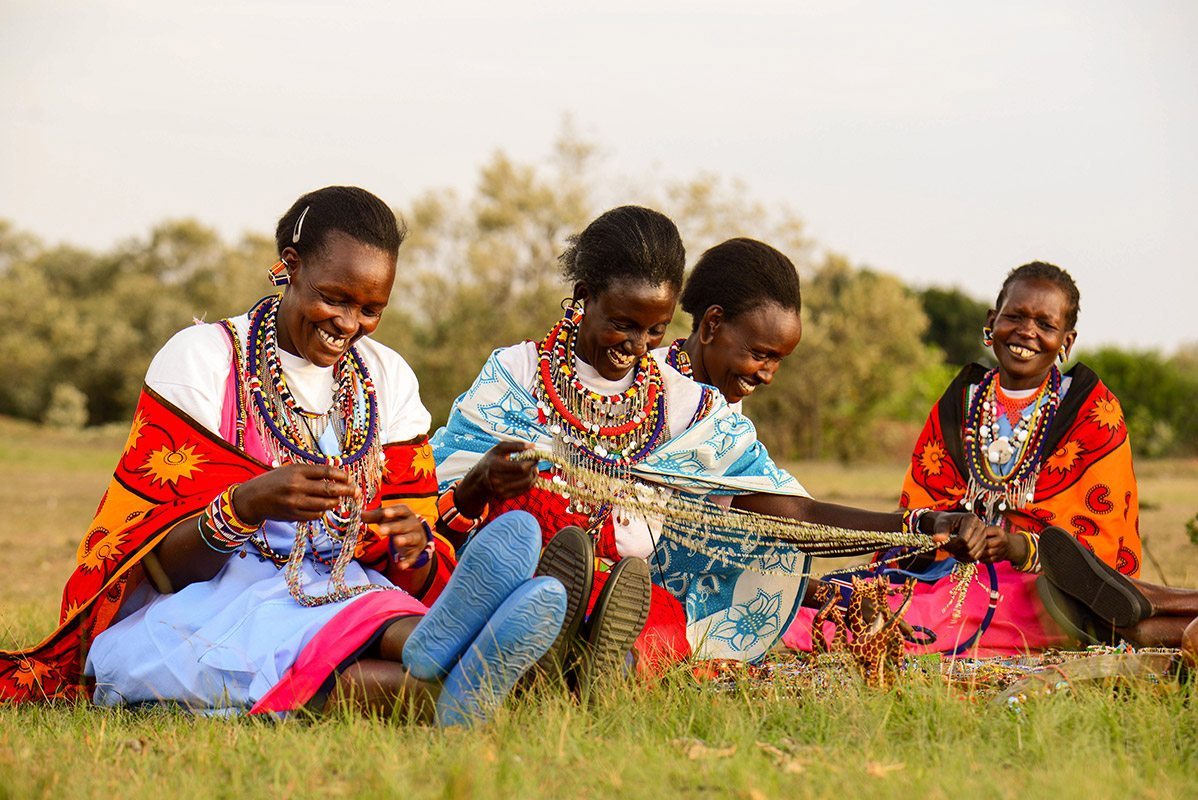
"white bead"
549,424,562,435
988,451,1000,463
595,446,608,458
1016,430,1029,442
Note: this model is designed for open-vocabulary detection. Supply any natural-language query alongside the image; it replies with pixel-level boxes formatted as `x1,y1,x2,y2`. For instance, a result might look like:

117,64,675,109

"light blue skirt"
85,520,399,712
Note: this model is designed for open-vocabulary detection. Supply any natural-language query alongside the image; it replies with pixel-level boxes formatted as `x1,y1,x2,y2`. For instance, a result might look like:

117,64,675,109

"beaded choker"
534,308,669,529
664,337,692,377
244,294,385,606
961,366,1061,521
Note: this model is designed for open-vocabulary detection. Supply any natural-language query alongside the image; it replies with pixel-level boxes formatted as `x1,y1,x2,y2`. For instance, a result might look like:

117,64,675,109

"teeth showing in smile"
1008,344,1037,360
317,329,347,350
735,377,756,397
608,349,635,370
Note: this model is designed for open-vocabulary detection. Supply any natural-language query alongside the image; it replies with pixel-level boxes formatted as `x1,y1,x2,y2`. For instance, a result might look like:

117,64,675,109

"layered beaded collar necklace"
244,294,384,606
534,307,669,528
961,365,1061,522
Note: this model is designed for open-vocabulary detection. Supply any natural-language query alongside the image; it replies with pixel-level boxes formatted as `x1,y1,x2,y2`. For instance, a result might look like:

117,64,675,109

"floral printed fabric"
432,342,812,663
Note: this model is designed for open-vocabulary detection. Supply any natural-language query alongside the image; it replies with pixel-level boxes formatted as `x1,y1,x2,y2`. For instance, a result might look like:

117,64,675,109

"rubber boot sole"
531,526,594,679
1039,526,1149,629
403,510,540,680
436,576,567,726
576,557,651,692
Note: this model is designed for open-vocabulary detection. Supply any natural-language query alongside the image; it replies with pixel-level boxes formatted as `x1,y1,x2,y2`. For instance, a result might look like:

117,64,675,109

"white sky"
2,0,1195,351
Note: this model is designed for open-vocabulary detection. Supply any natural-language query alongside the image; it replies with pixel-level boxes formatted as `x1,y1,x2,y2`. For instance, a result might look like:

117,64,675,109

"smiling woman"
0,186,567,725
786,262,1147,656
432,208,991,679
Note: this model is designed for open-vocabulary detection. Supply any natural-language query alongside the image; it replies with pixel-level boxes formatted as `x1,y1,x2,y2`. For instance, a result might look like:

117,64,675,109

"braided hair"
276,186,405,261
680,238,800,332
560,206,685,297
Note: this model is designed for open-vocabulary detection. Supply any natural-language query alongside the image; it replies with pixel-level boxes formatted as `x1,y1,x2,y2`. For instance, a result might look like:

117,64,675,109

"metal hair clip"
292,205,311,244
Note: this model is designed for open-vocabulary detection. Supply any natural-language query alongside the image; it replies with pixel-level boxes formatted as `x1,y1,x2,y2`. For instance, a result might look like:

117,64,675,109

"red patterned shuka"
902,362,1141,576
0,388,445,703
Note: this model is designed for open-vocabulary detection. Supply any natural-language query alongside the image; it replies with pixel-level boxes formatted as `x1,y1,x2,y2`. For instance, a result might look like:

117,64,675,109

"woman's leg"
324,658,438,722
1182,618,1198,669
1117,614,1195,648
1131,578,1198,617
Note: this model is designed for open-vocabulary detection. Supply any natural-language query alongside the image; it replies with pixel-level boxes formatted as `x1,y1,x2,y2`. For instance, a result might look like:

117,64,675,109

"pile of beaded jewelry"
244,294,385,607
962,365,1061,522
534,305,669,532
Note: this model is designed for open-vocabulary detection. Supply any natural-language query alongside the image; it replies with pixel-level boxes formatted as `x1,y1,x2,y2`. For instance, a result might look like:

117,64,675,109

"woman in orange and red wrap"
0,187,566,724
788,261,1148,655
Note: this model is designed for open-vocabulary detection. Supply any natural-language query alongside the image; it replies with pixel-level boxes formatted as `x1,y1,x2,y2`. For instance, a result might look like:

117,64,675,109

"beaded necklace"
664,336,719,427
534,308,669,530
243,294,385,606
961,365,1061,522
664,337,692,377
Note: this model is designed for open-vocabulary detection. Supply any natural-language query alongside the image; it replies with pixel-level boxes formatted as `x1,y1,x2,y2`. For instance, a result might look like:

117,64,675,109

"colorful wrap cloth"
432,342,812,665
784,362,1140,656
0,388,444,705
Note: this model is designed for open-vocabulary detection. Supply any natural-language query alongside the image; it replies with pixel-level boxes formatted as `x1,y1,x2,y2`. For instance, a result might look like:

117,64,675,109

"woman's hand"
979,528,1027,565
231,464,359,526
454,441,538,516
361,504,429,569
928,511,988,563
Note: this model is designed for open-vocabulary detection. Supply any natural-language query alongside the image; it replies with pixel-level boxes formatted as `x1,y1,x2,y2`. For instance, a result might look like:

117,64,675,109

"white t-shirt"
144,315,431,445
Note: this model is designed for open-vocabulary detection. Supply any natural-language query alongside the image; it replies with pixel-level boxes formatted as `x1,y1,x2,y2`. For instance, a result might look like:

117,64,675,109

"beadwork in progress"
513,449,938,575
243,294,388,606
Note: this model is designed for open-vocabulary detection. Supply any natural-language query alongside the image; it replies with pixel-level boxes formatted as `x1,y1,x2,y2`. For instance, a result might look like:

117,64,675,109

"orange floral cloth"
903,363,1141,575
0,388,440,703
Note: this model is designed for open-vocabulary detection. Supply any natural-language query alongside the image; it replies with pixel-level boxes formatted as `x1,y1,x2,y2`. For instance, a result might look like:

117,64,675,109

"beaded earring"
267,259,291,287
982,326,994,347
1058,347,1068,364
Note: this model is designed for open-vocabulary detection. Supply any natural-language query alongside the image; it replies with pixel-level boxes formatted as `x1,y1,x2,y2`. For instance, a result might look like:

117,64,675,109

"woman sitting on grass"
0,186,565,725
432,207,990,679
788,262,1146,655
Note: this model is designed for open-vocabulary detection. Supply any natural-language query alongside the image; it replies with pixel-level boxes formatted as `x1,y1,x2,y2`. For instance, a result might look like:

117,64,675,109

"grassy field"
1,416,1197,799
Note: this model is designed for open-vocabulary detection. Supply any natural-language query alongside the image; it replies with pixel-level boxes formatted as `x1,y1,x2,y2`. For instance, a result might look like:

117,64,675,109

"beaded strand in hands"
244,294,385,606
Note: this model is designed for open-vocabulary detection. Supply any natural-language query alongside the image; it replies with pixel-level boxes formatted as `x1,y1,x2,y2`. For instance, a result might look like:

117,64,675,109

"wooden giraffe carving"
810,576,915,688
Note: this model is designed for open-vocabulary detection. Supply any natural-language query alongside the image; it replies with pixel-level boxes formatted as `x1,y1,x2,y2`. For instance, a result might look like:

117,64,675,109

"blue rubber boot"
403,510,541,680
436,576,567,727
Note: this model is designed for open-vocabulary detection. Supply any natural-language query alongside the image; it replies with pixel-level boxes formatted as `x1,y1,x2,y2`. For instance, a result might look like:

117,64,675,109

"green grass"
2,417,1197,798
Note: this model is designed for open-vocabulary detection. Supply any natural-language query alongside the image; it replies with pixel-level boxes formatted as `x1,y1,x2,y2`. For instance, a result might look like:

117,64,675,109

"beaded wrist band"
198,484,262,554
387,519,434,568
437,482,489,535
1013,530,1041,573
902,507,932,536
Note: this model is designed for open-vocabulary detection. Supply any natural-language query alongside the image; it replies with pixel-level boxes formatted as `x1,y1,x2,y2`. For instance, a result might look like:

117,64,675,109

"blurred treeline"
2,133,1195,461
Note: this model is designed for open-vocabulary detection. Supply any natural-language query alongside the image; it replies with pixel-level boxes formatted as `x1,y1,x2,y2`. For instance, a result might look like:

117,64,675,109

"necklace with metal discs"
243,294,385,606
961,366,1061,521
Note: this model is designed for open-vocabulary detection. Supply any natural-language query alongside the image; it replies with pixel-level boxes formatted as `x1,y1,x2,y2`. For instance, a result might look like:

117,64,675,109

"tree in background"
1,130,1193,461
1078,347,1198,457
750,254,949,461
918,286,994,367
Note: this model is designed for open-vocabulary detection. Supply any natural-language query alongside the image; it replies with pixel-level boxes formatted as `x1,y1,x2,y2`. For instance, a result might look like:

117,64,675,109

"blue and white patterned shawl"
431,342,813,662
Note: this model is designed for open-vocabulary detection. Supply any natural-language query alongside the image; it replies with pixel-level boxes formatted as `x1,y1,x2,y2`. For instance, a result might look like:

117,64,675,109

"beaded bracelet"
387,519,434,568
1013,530,1041,573
902,507,932,536
198,484,262,554
437,482,489,535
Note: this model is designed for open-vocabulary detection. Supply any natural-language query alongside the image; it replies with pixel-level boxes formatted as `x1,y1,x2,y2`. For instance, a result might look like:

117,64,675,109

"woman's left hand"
361,503,429,569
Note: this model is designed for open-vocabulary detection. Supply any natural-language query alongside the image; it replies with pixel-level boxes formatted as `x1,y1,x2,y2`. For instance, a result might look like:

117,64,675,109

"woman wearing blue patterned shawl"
431,207,989,674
